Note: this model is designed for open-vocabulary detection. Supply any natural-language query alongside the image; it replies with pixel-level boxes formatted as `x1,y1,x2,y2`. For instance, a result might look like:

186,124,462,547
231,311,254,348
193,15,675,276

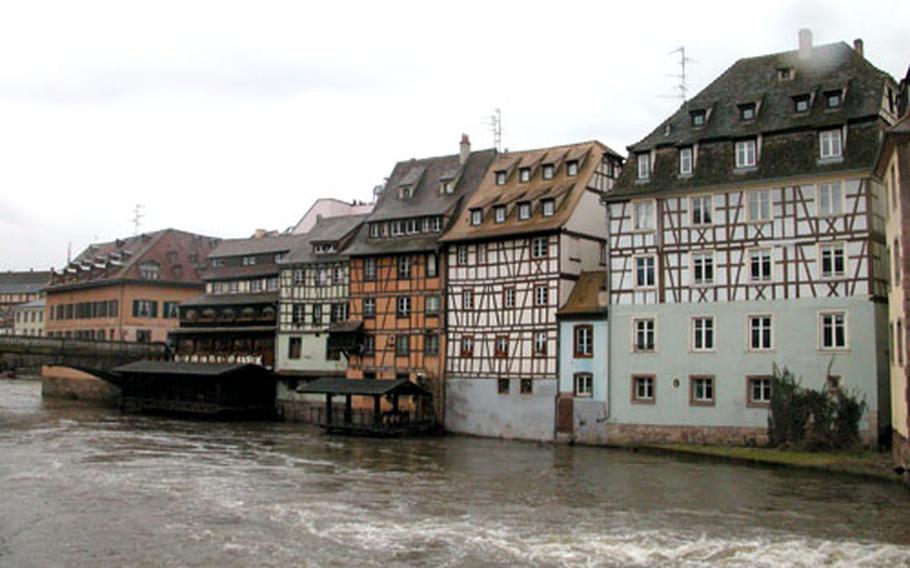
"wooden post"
373,395,381,425
325,393,333,426
392,394,399,413
344,394,352,425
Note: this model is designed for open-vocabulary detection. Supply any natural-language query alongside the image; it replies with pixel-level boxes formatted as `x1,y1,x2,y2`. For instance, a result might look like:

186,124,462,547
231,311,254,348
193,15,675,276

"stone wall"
605,423,770,447
41,365,119,404
894,430,910,487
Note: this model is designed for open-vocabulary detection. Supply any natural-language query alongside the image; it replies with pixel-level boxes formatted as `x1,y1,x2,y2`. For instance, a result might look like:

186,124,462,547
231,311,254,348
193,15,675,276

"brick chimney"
459,133,471,166
799,28,813,59
853,38,864,58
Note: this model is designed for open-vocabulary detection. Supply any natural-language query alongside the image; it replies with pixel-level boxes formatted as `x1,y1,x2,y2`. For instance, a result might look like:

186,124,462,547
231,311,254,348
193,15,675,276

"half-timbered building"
172,233,305,369
440,140,623,441
339,135,495,421
604,32,900,445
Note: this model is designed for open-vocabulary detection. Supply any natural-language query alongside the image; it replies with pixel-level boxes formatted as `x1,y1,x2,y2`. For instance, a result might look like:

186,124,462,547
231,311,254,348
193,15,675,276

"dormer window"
139,261,160,280
519,167,531,182
566,160,579,176
541,199,555,217
242,256,256,266
399,185,414,199
819,129,843,159
518,202,531,220
735,139,757,168
777,67,794,81
470,209,483,226
542,164,555,180
314,243,337,255
211,258,224,268
690,110,706,127
495,170,507,185
739,103,756,121
793,95,811,113
679,147,693,175
825,90,843,109
494,206,507,223
440,180,454,194
369,223,381,238
274,252,287,263
430,217,442,232
390,221,403,236
637,153,650,180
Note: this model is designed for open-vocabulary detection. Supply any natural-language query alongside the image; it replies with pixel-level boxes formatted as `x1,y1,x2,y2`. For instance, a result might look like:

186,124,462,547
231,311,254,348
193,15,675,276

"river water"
1,380,909,567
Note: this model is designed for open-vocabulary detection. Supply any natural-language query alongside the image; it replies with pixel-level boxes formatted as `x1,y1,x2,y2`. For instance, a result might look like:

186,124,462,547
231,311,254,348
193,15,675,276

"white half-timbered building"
440,140,623,440
604,32,900,445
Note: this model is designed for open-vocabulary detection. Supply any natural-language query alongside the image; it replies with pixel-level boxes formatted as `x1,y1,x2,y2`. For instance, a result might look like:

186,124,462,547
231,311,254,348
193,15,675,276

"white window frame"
542,199,555,217
748,376,772,406
363,297,376,318
519,167,531,182
518,202,531,220
747,314,774,351
747,190,772,223
749,248,773,282
495,171,507,185
396,296,411,317
637,153,650,180
690,195,713,225
531,237,548,259
691,316,715,352
819,310,848,350
817,182,844,216
735,139,757,168
819,242,846,279
470,209,483,226
632,317,656,352
632,200,655,231
690,251,715,287
679,147,693,175
494,206,506,223
542,164,555,180
574,373,593,398
819,129,843,159
504,287,515,308
634,255,656,289
425,295,440,316
690,376,715,404
534,330,548,355
566,160,579,176
463,289,474,310
632,375,655,403
456,246,467,266
534,285,548,306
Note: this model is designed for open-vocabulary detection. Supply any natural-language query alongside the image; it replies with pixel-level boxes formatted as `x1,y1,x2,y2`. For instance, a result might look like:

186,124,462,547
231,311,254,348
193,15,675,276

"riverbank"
634,443,902,484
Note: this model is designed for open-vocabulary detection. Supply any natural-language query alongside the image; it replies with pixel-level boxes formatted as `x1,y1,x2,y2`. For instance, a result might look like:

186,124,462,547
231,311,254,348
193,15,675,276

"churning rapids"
1,380,908,567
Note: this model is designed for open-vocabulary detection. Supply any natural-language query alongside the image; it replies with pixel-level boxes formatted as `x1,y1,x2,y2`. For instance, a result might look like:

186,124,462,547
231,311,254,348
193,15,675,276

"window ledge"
817,156,844,165
677,173,694,179
734,166,759,174
635,178,651,185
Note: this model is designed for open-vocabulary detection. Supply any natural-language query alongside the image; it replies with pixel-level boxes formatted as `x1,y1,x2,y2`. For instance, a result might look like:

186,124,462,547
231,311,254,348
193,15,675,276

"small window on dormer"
518,202,531,220
495,171,507,185
494,206,506,223
566,160,579,176
637,153,650,180
242,256,256,266
825,90,842,109
777,67,794,81
541,199,555,217
542,164,554,180
470,209,483,226
794,95,811,113
519,167,531,182
399,185,413,199
739,103,756,121
690,110,706,127
440,180,454,194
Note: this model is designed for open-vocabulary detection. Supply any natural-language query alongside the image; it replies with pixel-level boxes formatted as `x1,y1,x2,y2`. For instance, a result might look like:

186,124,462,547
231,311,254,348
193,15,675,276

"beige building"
0,270,50,334
13,299,45,337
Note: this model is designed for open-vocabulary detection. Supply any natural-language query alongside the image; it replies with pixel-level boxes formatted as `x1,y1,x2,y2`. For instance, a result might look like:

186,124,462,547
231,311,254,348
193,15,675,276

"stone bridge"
0,335,169,378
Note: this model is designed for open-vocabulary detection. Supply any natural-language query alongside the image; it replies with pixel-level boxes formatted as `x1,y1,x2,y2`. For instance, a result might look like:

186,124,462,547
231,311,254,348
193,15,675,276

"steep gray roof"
210,234,305,259
282,214,368,265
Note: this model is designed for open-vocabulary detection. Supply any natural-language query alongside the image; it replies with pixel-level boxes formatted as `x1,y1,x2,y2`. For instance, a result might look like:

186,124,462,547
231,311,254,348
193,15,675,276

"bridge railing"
0,334,169,358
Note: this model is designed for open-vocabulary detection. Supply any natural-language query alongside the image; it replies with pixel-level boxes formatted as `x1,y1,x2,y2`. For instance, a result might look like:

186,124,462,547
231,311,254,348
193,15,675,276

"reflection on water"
1,379,909,567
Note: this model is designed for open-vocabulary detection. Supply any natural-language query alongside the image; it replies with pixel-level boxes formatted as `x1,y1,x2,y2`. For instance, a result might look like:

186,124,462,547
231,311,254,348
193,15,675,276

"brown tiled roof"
440,141,619,243
558,271,607,317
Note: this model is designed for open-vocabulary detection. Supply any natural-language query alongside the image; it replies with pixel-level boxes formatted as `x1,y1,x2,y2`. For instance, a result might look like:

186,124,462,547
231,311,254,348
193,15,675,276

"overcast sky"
1,0,908,271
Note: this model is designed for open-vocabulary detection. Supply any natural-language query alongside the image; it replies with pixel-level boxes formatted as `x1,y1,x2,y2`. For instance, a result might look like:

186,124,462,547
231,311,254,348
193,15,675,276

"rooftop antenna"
131,204,145,235
485,108,503,152
664,46,696,105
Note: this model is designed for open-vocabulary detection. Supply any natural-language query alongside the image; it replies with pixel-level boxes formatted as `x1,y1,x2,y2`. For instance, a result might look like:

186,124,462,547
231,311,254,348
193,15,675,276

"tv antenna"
665,46,696,104
131,204,145,235
486,108,502,152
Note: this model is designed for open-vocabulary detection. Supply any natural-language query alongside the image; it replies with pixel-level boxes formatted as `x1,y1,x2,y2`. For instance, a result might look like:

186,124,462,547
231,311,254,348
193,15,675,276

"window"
288,337,302,360
242,256,256,266
778,67,794,81
534,285,548,306
163,302,179,319
817,182,843,216
534,331,547,356
747,377,772,406
531,237,548,259
750,248,773,282
293,269,305,285
426,253,438,278
819,243,845,279
477,243,486,264
463,289,474,310
370,223,381,238
333,266,344,284
362,297,376,318
794,94,810,113
391,221,404,236
424,333,440,355
574,325,593,358
820,311,847,350
503,287,515,308
748,315,773,350
397,256,411,279
542,199,555,217
461,335,474,357
132,300,158,318
690,376,715,405
498,378,510,394
396,296,411,317
520,379,533,394
518,202,531,220
396,334,410,356
471,209,483,226
632,201,656,232
211,258,224,268
138,262,160,280
819,129,843,159
637,153,650,180
317,268,330,287
292,303,305,324
566,160,579,176
735,139,757,168
679,147,693,175
495,170,507,185
633,318,655,352
431,217,443,233
690,110,706,126
691,252,714,286
494,206,507,223
312,304,323,324
519,167,531,182
406,219,419,234
495,336,508,358
635,256,656,288
425,295,440,315
739,103,756,121
136,329,152,344
364,258,377,282
747,190,771,222
825,90,842,108
690,195,712,225
441,180,454,194
542,164,554,179
362,335,375,356
331,303,348,323
456,246,467,265
632,376,655,404
692,316,714,351
574,373,593,397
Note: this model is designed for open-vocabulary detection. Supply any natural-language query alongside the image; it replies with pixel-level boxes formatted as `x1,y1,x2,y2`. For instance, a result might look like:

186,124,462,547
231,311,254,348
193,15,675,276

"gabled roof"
282,213,368,265
209,234,305,259
558,271,607,317
0,270,51,294
441,141,619,243
291,198,374,235
296,377,430,397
